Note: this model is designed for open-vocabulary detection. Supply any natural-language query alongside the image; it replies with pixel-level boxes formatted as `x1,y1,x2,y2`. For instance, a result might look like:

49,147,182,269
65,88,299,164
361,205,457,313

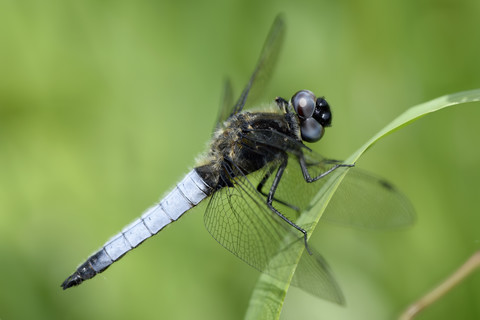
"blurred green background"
1,0,480,319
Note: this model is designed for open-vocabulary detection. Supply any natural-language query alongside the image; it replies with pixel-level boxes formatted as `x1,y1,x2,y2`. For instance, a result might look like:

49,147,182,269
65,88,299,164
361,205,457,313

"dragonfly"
61,15,415,304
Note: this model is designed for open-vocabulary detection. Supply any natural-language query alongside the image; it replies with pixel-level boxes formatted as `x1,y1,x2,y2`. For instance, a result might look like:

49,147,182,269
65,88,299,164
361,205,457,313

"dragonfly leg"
257,165,300,212
299,155,355,183
265,155,312,255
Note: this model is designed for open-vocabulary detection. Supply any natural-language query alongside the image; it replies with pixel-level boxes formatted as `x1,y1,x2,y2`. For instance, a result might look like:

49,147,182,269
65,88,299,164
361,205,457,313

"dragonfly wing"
229,15,285,119
293,248,345,304
244,128,416,229
322,169,416,229
203,158,344,304
215,77,234,128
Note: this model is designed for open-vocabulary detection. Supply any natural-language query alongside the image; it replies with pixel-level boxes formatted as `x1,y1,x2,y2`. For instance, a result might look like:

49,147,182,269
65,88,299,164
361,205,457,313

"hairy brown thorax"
195,111,299,188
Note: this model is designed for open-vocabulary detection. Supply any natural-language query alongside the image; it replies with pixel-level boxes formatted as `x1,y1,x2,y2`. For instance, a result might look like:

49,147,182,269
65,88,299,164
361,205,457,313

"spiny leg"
257,164,300,212
265,155,312,255
299,155,355,183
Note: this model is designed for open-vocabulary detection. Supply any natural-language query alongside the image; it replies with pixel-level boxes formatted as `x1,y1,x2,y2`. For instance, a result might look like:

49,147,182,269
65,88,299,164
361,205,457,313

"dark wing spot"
378,179,395,191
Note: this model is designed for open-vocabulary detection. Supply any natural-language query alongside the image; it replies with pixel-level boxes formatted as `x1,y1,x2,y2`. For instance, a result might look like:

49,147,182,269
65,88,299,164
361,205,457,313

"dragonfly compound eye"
292,90,316,119
313,97,332,127
300,117,324,143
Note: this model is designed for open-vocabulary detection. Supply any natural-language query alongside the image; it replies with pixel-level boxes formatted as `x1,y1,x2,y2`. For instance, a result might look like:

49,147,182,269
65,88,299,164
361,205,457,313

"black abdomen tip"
61,260,97,290
61,272,83,290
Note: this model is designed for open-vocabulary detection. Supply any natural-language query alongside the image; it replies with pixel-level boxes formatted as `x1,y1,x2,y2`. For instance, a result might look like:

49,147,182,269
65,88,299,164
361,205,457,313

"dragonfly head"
290,90,332,143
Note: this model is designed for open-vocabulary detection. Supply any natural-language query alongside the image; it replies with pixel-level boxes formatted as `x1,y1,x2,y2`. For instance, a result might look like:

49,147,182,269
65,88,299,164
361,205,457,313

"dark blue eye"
292,90,316,119
300,118,324,143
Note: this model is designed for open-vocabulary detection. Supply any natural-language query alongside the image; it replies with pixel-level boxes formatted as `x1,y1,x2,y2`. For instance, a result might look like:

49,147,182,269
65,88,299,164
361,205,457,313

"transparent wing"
204,159,345,304
322,169,416,228
292,248,344,303
216,14,286,124
215,78,234,128
243,128,416,229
